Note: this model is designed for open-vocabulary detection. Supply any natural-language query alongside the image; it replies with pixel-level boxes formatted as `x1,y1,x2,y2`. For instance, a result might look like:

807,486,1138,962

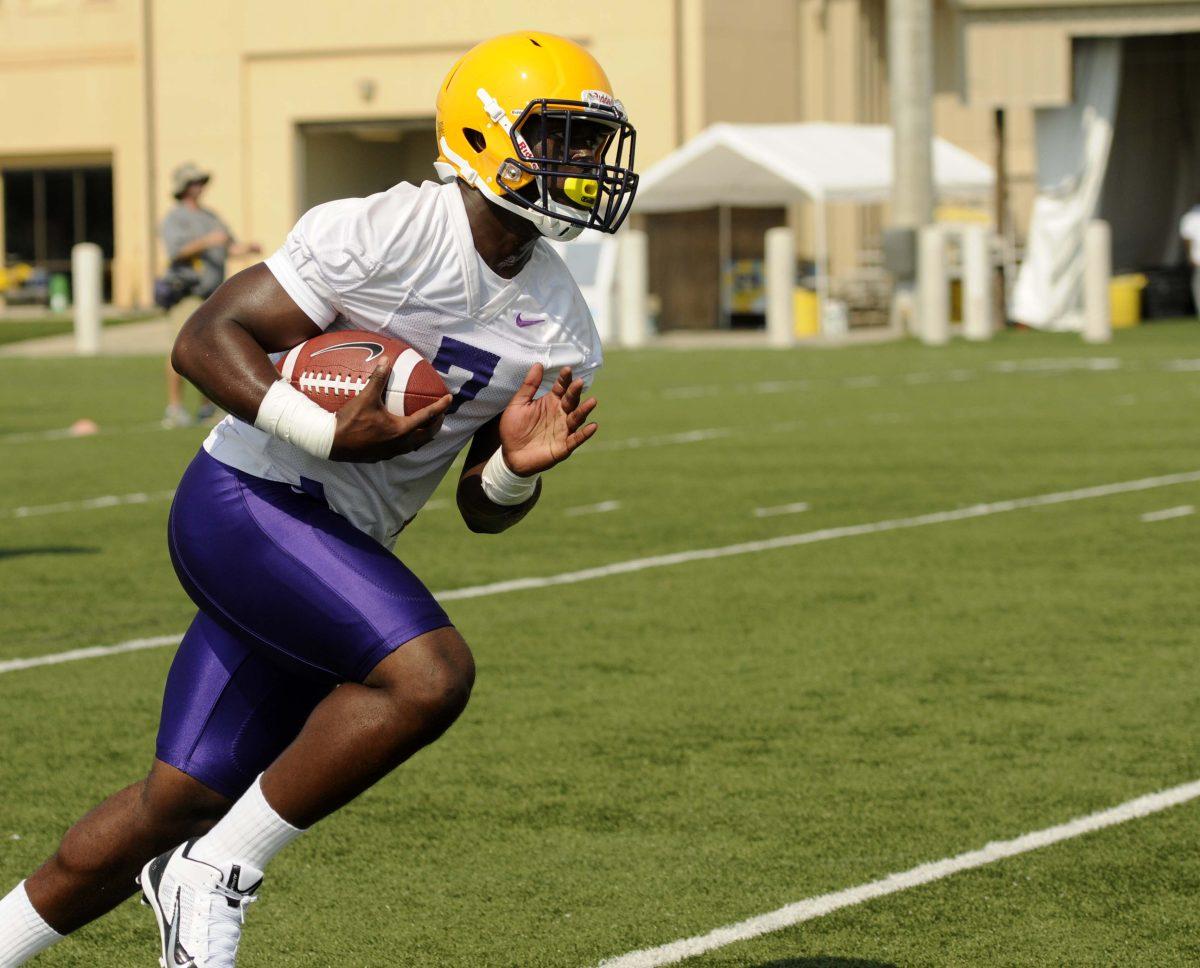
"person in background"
161,163,262,427
1180,200,1200,319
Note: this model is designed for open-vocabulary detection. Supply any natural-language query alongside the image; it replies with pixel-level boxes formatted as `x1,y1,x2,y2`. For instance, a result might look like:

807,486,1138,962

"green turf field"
2,322,1199,966
0,313,157,348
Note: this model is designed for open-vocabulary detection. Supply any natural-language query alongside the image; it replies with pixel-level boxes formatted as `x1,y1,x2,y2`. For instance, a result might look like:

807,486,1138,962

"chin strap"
436,138,584,241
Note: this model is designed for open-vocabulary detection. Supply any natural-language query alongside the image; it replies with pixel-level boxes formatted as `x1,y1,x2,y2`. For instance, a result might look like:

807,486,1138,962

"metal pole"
617,229,650,348
887,0,935,335
73,242,104,355
918,225,948,345
1083,220,1112,344
815,198,830,332
765,227,796,347
717,204,731,329
993,107,1009,326
962,225,993,341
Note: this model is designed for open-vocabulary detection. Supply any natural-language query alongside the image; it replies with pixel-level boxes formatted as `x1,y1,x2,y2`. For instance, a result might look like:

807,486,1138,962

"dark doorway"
1098,33,1200,316
298,120,437,214
3,164,114,302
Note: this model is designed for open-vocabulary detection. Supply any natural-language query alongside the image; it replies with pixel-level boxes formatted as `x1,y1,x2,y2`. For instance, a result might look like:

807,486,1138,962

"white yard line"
7,490,176,519
751,380,809,394
594,778,1200,968
564,500,622,517
661,386,723,400
436,469,1200,602
989,358,1121,373
4,468,1200,675
588,428,733,452
655,356,1128,401
1140,505,1195,523
0,421,168,445
752,502,811,518
661,380,808,401
0,635,183,675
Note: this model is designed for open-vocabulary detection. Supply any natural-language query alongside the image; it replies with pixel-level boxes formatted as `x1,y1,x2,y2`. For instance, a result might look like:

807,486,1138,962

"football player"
0,31,636,967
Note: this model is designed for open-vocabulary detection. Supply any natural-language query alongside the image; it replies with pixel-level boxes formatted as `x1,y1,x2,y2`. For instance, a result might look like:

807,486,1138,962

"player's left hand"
499,363,598,476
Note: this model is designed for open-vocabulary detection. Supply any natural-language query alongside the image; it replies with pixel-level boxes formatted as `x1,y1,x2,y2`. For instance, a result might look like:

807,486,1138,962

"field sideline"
2,323,1200,966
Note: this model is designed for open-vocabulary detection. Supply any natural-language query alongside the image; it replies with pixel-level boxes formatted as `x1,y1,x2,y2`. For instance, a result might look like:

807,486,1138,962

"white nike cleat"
138,840,262,968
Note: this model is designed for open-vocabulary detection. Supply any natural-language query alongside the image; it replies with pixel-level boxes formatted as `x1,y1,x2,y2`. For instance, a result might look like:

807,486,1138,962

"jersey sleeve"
265,198,374,329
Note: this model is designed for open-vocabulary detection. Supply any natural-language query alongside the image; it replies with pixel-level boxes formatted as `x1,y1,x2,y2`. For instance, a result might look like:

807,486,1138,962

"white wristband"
254,380,337,460
480,448,539,506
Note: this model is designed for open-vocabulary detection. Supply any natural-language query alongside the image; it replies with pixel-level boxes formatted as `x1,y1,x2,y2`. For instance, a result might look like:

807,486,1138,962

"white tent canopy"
633,123,995,321
635,122,995,210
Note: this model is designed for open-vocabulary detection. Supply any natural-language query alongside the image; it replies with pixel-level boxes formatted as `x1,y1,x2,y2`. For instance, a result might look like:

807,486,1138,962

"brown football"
276,330,447,416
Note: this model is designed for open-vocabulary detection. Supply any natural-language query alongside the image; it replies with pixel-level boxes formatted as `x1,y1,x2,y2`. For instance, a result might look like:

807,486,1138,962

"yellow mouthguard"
563,177,599,208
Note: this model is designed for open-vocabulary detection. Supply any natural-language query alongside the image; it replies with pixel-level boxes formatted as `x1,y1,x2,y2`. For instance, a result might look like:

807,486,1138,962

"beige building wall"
955,0,1200,108
3,0,1198,314
947,0,1200,245
151,0,680,285
0,0,150,305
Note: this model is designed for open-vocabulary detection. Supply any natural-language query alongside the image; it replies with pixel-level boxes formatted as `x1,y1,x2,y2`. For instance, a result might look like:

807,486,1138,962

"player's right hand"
330,356,452,463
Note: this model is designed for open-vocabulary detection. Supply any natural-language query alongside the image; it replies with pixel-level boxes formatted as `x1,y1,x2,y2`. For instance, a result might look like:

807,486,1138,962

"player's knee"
405,634,476,727
373,628,475,732
140,767,230,838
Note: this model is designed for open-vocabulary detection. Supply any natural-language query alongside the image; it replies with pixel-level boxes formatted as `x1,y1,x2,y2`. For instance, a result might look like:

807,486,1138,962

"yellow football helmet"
435,31,638,240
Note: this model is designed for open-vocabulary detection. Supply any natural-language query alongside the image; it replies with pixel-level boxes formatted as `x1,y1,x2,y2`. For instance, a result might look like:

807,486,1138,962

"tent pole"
718,204,731,329
815,198,830,333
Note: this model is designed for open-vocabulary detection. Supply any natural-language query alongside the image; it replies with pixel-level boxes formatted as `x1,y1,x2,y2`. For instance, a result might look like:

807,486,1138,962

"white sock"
189,775,304,871
0,881,63,966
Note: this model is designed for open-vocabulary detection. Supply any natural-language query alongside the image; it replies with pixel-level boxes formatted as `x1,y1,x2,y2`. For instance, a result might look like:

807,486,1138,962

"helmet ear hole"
463,128,487,152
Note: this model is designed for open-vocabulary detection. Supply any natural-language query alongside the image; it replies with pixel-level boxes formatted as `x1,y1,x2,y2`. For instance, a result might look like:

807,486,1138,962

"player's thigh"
167,448,452,684
156,610,333,800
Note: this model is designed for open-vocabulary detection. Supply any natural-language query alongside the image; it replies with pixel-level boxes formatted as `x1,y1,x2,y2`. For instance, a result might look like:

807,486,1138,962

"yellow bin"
1109,274,1147,329
793,287,820,338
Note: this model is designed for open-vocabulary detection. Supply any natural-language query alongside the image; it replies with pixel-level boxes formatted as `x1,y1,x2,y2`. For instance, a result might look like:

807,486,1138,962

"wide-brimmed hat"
171,162,211,198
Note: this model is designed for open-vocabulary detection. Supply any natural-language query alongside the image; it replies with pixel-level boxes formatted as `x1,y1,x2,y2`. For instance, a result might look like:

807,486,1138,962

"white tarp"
633,122,995,211
1011,39,1123,331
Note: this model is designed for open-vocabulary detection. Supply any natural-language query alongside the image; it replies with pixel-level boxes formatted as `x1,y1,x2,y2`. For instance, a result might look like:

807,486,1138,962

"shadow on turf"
750,959,898,967
0,546,100,561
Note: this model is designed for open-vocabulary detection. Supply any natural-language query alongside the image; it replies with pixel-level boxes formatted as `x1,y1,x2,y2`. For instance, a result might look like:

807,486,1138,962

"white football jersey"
203,180,602,545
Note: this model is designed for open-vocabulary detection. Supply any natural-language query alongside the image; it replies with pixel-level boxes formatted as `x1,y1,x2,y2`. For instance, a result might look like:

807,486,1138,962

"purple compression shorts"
156,448,451,799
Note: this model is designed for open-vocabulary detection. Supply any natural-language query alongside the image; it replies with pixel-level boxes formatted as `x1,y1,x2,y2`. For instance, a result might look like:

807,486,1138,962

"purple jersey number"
432,336,501,415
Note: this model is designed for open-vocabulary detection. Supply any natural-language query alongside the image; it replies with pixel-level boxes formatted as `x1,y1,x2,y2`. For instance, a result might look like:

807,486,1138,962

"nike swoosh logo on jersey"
310,340,386,361
515,313,545,327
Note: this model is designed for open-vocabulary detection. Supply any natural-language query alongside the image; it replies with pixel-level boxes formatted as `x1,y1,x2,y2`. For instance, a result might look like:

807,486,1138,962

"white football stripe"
4,467,1200,674
279,344,303,382
595,777,1200,968
388,347,425,415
